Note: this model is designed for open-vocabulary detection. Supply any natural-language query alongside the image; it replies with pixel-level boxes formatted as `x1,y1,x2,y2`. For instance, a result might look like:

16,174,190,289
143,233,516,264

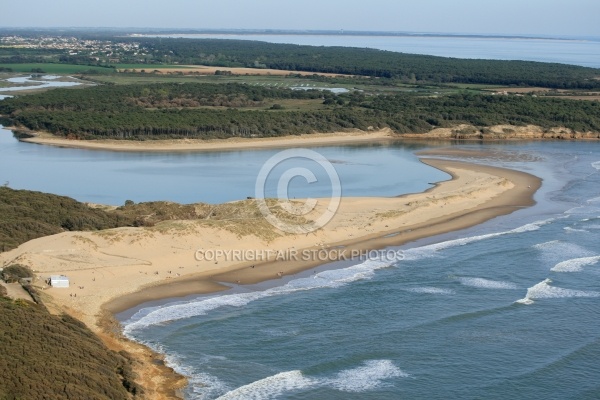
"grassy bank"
0,63,115,74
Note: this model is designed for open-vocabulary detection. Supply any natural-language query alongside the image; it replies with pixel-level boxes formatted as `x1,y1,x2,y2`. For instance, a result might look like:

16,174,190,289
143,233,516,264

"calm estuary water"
0,126,447,205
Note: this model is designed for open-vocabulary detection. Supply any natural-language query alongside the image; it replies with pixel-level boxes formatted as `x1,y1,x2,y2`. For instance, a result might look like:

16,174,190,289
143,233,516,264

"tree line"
2,83,599,140
133,38,600,88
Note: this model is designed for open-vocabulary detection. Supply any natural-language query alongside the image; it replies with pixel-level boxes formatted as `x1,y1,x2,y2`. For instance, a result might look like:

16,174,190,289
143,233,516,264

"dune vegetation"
0,296,139,399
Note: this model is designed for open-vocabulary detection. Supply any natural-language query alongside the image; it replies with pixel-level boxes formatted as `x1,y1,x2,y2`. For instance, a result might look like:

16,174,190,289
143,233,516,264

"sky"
2,0,599,37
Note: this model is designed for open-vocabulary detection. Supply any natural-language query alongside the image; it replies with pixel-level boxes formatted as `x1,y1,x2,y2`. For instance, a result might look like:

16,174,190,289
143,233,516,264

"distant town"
0,35,150,64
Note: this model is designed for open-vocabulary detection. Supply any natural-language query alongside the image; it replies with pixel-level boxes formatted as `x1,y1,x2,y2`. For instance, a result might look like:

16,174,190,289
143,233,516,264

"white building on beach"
50,275,69,288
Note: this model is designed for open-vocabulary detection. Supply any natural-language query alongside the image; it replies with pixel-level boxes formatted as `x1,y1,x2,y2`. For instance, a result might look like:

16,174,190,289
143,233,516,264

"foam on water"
516,278,600,304
401,218,555,261
533,241,596,264
189,371,232,400
137,342,231,400
215,370,315,400
458,277,518,290
592,161,600,170
124,258,396,334
405,287,455,295
579,216,600,223
563,227,589,233
260,328,300,338
564,205,600,215
215,360,407,399
532,240,558,249
551,256,600,272
328,360,409,392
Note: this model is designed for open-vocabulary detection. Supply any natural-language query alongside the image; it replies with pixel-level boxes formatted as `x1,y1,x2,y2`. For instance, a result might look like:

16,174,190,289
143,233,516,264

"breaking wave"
402,218,556,261
124,257,398,334
516,278,600,304
215,360,407,399
533,241,596,265
551,256,600,272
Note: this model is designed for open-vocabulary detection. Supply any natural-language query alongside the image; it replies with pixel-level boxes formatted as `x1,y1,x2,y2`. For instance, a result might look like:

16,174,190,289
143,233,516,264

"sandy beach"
17,125,600,155
19,129,397,152
0,154,541,399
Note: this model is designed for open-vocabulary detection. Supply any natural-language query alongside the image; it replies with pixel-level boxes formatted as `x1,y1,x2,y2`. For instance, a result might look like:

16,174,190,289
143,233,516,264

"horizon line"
0,27,597,42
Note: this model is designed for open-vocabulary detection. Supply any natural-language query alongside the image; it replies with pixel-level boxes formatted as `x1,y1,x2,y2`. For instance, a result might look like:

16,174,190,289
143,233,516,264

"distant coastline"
130,31,600,68
133,29,596,42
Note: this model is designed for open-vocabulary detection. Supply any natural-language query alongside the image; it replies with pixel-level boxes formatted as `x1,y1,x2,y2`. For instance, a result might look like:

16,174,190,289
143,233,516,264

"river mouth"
117,141,600,399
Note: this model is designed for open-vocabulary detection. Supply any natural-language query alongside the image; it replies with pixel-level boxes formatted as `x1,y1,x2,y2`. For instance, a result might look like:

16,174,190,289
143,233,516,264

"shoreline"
17,129,397,152
11,125,600,155
0,154,541,398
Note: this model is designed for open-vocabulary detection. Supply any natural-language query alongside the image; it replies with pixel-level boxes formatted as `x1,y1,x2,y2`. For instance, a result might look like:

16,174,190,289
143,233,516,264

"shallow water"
0,74,84,92
122,142,600,399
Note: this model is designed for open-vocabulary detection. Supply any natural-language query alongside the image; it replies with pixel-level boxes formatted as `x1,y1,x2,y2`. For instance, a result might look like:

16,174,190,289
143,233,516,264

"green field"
0,63,115,74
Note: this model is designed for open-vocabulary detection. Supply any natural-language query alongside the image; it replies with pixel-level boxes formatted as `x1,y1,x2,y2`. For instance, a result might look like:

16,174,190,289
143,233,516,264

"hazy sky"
2,0,599,37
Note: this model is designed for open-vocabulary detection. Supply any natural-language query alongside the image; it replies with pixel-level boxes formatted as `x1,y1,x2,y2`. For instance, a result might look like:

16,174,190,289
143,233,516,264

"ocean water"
152,33,600,68
122,142,600,399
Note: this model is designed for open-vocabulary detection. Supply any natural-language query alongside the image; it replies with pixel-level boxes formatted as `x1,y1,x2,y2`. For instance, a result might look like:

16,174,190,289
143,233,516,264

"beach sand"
0,154,541,399
19,129,396,152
